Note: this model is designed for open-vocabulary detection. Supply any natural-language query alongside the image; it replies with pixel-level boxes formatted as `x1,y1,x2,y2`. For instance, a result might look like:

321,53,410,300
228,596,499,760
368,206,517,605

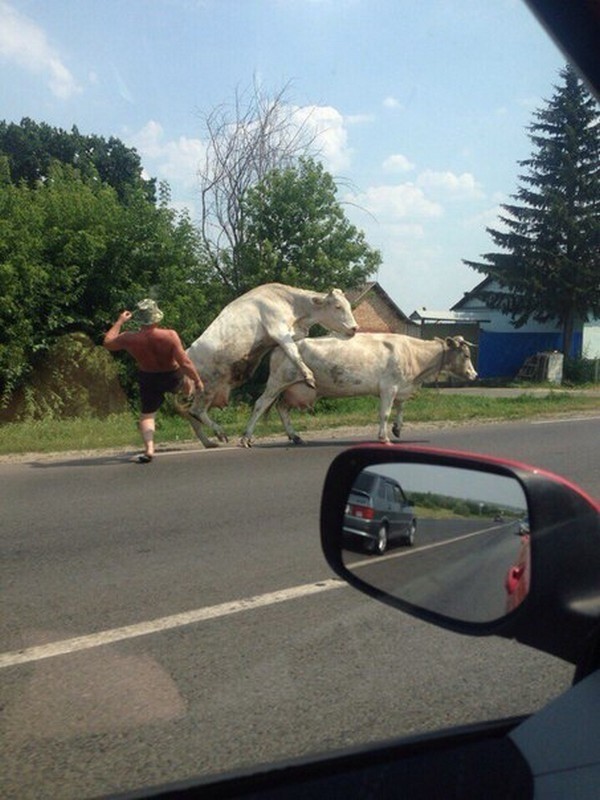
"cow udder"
283,383,317,410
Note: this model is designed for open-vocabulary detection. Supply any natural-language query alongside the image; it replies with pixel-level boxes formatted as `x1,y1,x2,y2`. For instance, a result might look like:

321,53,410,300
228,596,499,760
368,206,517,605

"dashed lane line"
0,579,345,669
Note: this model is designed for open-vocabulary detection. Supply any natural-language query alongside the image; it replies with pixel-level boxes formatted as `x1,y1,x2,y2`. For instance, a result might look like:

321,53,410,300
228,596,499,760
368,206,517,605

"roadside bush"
0,333,129,421
563,356,600,384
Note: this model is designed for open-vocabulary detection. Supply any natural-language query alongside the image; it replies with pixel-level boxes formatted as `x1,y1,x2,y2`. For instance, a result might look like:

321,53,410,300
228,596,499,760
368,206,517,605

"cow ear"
445,336,458,349
312,295,325,307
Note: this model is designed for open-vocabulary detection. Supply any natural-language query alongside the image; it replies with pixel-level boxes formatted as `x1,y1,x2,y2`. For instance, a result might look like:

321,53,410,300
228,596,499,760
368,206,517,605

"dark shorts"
138,370,183,414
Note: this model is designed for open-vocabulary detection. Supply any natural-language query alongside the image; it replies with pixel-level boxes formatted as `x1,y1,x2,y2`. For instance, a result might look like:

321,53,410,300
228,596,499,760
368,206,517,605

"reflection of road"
344,519,522,623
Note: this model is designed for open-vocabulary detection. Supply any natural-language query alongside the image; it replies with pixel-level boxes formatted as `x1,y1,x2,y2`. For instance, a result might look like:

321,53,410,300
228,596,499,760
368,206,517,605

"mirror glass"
342,463,530,623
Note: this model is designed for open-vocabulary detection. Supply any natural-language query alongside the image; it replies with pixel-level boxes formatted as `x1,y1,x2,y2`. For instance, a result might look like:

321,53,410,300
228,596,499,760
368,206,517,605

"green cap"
134,298,164,325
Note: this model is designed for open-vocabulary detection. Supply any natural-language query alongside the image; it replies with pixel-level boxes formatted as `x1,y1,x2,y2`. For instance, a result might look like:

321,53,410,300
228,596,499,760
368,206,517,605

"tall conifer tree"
464,66,600,355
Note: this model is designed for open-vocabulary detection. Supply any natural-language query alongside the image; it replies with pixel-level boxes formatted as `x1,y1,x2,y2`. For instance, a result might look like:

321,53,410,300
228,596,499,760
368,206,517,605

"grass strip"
0,389,598,456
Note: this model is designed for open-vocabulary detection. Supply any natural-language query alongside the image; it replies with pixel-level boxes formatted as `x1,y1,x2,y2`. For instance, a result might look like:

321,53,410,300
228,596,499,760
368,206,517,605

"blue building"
410,278,598,380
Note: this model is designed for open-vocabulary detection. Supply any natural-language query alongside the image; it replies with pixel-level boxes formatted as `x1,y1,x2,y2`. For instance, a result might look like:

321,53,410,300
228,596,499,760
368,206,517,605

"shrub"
563,356,600,384
0,333,129,421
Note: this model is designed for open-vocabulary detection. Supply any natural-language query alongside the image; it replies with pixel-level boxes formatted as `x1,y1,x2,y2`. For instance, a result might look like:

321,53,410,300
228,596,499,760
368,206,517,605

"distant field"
1,388,598,456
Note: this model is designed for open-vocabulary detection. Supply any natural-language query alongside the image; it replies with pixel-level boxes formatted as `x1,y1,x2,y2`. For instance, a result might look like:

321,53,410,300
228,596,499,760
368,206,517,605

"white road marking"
348,525,501,570
532,416,600,425
0,579,345,669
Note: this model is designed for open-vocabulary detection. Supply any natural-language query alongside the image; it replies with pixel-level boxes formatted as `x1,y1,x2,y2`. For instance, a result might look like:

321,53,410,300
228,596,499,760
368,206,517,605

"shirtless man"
104,299,204,463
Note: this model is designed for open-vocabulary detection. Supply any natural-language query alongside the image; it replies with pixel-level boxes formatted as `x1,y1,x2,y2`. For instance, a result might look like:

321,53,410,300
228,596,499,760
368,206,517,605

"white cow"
240,333,478,446
184,283,358,446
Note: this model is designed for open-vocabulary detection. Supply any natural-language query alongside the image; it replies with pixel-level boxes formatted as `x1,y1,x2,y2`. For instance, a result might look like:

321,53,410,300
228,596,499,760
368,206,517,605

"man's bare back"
103,303,204,462
104,309,202,383
106,326,186,372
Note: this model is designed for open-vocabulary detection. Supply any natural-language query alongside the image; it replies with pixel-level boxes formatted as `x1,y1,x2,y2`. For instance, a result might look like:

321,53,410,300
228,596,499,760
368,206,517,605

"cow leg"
276,398,305,445
391,400,405,439
186,412,221,448
378,387,397,444
239,388,281,447
273,332,316,388
186,397,228,447
172,394,216,448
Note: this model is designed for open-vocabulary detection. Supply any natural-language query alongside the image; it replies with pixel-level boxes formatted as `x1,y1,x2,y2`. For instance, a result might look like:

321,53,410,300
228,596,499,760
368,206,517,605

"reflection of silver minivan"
343,471,417,555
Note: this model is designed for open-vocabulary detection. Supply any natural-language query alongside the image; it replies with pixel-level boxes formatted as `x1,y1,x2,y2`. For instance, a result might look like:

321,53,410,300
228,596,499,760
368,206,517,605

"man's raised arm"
104,310,133,350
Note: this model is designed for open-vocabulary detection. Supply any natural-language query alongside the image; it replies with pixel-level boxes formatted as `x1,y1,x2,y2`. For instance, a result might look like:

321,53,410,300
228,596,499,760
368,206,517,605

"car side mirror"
321,445,600,672
339,462,529,622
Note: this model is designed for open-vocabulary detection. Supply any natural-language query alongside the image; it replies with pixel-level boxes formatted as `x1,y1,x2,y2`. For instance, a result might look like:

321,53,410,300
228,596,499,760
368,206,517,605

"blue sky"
0,0,567,316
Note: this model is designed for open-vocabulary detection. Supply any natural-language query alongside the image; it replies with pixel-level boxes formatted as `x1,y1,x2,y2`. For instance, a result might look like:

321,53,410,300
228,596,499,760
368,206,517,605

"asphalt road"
345,518,522,622
1,414,599,799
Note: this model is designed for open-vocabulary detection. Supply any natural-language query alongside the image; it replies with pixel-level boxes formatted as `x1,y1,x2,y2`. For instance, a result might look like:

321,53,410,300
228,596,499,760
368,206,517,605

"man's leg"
139,413,156,460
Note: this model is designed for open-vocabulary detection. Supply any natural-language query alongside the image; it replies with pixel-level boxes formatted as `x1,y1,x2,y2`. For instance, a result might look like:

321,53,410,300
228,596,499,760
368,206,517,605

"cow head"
311,289,358,337
444,336,478,381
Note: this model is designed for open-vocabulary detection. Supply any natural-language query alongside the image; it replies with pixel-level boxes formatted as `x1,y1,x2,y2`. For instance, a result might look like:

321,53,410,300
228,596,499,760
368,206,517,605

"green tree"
0,118,155,203
0,161,213,408
197,82,317,297
463,66,600,355
0,179,47,400
240,157,381,292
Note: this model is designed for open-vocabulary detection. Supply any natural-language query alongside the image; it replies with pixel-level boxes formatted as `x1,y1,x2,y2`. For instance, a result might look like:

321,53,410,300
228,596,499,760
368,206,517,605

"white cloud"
466,202,511,234
383,96,401,109
348,183,443,224
385,222,425,239
345,113,375,125
128,121,206,191
292,104,352,173
129,120,165,159
0,1,81,99
130,104,351,212
382,153,415,173
416,169,483,199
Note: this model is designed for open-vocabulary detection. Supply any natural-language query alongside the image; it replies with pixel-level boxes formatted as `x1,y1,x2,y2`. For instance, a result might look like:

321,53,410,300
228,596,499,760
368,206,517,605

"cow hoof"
392,425,401,438
291,435,306,446
302,368,316,389
239,437,253,448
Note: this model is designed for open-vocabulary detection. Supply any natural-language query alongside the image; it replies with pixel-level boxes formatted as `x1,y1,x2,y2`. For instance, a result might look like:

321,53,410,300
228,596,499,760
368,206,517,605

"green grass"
397,390,600,423
1,387,598,457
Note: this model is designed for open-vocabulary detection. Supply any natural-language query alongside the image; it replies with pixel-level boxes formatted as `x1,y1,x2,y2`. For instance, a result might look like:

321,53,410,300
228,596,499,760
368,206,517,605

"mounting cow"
239,333,478,447
184,283,358,447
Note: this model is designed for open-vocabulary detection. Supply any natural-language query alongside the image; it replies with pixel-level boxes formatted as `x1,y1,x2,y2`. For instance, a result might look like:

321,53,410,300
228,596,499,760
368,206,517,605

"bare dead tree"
197,80,319,295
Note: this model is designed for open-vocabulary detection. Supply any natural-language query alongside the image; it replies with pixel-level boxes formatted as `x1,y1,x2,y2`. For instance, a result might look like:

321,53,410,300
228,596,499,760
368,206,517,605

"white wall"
582,324,600,358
